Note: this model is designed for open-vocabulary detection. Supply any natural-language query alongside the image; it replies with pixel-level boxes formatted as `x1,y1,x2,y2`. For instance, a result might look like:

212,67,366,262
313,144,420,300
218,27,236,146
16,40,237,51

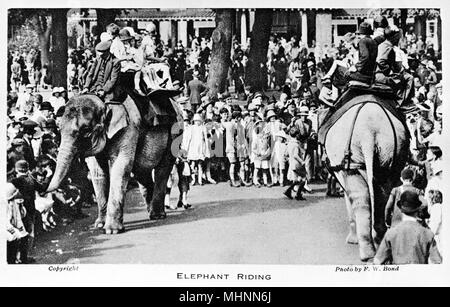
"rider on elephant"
82,40,125,103
375,26,416,113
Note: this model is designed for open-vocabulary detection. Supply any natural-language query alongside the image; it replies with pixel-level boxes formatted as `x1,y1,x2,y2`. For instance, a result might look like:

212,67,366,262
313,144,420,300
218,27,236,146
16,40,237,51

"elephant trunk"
47,137,78,192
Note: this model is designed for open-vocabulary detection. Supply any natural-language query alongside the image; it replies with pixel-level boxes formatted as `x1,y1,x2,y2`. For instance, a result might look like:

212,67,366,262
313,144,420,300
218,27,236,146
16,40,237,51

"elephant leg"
343,173,376,262
104,155,134,234
334,171,358,245
372,181,391,246
148,163,173,220
85,156,109,229
135,170,155,213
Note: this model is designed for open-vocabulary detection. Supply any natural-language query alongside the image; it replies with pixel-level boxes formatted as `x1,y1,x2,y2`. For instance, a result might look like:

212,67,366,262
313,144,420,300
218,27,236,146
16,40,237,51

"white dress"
185,124,207,161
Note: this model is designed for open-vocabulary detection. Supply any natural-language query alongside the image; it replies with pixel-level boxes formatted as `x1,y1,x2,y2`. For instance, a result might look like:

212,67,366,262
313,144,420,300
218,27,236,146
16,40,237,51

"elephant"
320,97,409,262
46,94,180,234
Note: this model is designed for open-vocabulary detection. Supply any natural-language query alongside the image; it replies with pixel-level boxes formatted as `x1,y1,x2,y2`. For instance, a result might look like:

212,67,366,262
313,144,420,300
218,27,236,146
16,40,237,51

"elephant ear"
104,104,130,139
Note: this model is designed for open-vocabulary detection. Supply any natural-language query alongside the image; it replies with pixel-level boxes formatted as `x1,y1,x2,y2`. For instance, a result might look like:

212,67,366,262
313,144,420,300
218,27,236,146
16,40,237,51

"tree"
207,9,234,98
94,9,122,44
8,9,52,67
246,9,273,91
51,9,69,88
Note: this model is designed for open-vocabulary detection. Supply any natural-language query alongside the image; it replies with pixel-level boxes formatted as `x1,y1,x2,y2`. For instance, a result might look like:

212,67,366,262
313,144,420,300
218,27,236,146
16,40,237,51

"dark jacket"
84,52,124,102
355,36,378,77
187,78,206,106
376,40,396,76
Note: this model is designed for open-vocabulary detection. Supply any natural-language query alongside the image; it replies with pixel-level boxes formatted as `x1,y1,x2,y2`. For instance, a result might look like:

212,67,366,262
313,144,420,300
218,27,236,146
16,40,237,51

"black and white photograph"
1,0,450,287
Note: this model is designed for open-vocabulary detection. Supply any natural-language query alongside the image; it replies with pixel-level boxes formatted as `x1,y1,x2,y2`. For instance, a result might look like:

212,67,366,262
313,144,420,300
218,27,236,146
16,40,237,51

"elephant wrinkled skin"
323,103,409,262
47,94,177,234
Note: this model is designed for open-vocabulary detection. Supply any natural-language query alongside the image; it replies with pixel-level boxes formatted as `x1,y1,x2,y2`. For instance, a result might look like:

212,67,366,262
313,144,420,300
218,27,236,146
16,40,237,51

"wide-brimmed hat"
427,61,437,71
52,87,60,94
25,84,34,89
119,28,133,41
299,105,309,115
100,32,112,42
11,138,26,147
356,22,373,35
397,190,424,214
266,109,277,120
15,160,29,173
22,120,43,138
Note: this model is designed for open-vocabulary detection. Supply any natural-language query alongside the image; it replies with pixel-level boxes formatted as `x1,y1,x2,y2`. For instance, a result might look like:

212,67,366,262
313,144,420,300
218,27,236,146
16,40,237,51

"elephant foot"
94,217,106,229
104,219,125,235
149,212,167,220
346,232,358,245
359,245,376,263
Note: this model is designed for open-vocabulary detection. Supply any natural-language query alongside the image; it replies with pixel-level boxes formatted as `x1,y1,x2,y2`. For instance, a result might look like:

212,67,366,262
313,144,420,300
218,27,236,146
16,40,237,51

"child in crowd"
385,167,422,228
184,113,207,186
284,127,307,200
427,189,442,256
374,190,441,264
252,123,272,187
273,130,288,186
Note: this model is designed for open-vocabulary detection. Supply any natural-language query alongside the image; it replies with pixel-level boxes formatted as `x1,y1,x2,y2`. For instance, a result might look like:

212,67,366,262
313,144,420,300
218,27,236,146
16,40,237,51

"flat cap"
96,40,112,52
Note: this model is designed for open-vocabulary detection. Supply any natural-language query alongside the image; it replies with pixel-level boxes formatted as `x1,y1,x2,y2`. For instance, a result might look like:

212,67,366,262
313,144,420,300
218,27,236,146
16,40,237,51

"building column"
159,20,171,46
178,20,188,48
301,11,308,45
171,20,178,49
315,12,332,48
249,10,255,33
240,10,247,46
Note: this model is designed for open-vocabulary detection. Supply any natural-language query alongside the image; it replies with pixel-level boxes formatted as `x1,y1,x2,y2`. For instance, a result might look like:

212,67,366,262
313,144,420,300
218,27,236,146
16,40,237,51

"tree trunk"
95,9,118,45
30,14,51,68
400,9,408,33
247,9,273,92
437,15,442,53
207,9,234,98
415,15,427,40
51,9,69,88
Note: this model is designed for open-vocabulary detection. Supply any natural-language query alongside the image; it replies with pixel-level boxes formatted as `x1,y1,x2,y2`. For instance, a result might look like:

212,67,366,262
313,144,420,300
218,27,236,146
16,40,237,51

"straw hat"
192,113,203,122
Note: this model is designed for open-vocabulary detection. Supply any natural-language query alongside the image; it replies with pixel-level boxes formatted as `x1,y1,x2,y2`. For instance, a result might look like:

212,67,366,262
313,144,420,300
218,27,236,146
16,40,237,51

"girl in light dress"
183,113,208,186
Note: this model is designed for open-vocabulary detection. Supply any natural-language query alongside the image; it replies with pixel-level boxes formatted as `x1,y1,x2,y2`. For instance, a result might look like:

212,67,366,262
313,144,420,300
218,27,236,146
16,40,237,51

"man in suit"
83,40,124,102
187,70,207,112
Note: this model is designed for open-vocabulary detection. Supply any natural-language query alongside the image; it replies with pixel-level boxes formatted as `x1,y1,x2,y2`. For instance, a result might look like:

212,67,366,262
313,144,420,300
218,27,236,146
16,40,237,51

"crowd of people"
6,16,443,264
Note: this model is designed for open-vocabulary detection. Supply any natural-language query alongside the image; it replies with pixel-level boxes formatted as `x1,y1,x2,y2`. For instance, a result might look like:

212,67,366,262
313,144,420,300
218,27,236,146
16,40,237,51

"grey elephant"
320,94,409,262
47,94,181,234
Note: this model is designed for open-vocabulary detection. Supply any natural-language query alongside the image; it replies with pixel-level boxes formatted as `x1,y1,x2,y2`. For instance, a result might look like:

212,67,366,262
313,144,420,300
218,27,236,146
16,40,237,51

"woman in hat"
183,113,208,185
6,183,28,264
273,130,289,186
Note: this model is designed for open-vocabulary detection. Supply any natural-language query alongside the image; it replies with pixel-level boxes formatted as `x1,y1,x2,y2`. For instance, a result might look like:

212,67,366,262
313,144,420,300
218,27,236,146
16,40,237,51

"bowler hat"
22,120,38,130
357,22,373,35
397,190,423,214
40,101,53,111
96,40,112,52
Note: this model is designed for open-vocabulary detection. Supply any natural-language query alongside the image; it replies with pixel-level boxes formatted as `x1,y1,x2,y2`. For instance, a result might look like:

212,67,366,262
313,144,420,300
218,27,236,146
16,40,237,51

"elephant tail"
359,134,376,246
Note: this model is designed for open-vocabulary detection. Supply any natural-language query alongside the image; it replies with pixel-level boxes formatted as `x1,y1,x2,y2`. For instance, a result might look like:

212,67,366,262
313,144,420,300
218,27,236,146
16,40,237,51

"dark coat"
376,40,396,76
355,36,378,77
84,53,125,102
187,78,206,106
